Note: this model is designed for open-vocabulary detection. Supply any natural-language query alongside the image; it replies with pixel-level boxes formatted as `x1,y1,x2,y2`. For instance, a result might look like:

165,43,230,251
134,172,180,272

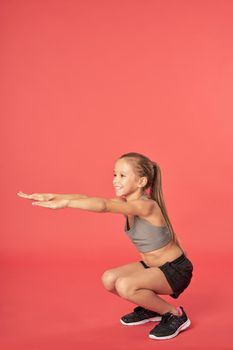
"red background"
1,1,233,349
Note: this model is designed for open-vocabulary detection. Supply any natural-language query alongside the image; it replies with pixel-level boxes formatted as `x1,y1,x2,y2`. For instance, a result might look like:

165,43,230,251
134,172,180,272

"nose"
113,175,121,186
113,178,120,185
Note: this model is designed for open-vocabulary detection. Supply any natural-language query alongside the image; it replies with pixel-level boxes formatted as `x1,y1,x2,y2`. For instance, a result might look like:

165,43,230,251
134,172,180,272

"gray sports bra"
124,195,172,253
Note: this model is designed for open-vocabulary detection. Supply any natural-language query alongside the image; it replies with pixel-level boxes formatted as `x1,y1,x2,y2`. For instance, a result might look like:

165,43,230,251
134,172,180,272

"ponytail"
150,162,185,254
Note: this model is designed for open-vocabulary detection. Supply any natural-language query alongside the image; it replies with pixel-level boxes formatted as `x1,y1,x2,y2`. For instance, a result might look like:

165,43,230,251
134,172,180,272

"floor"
0,253,232,350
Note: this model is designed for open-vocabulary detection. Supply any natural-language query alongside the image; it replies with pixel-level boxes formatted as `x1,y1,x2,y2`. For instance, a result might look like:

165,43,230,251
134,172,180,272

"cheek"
125,179,133,187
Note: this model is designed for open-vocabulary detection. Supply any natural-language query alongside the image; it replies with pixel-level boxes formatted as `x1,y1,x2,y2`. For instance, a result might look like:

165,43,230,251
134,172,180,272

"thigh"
123,266,174,295
105,261,145,279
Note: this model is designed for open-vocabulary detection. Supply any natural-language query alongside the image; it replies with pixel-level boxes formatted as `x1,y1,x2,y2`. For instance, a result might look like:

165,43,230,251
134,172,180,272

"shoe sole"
120,316,162,326
148,318,191,340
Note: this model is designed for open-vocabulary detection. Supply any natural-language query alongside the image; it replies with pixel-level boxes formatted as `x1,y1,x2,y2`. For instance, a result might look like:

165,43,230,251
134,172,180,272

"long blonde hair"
119,152,183,251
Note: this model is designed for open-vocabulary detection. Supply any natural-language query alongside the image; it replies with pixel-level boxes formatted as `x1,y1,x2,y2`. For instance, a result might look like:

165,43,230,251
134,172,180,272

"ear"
138,176,148,188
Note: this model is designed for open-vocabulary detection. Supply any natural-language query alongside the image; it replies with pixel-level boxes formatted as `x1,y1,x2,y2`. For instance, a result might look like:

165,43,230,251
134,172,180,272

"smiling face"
113,158,147,200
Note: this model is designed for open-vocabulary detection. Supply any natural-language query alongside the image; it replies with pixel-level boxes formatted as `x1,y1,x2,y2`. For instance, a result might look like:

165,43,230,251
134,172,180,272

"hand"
32,199,69,209
17,191,55,201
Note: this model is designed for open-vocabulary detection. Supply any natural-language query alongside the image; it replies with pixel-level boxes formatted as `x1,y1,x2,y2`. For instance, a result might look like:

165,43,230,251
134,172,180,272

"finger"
32,201,45,206
32,201,51,207
17,191,25,196
17,192,32,199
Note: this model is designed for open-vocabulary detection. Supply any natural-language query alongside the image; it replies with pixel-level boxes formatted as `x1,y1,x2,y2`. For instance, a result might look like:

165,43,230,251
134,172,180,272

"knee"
101,269,117,292
115,277,136,299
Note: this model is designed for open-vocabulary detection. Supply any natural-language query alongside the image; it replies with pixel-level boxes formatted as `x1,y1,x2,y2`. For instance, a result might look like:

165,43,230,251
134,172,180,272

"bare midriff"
140,241,184,267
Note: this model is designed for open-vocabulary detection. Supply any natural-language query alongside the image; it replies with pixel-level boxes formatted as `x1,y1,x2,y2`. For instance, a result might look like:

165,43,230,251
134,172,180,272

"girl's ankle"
171,306,182,316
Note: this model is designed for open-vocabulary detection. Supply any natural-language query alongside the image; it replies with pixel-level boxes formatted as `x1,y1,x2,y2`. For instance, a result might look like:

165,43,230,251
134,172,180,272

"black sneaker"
149,306,191,340
120,306,162,326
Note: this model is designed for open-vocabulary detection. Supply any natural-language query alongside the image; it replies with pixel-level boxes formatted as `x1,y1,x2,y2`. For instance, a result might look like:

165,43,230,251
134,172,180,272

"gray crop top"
124,195,172,253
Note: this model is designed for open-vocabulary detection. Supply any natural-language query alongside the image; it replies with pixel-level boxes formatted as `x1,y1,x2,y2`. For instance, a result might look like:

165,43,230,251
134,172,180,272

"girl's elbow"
96,199,108,213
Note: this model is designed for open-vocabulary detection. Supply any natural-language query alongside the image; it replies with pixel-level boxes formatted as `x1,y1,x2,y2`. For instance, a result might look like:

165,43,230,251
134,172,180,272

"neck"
124,192,145,201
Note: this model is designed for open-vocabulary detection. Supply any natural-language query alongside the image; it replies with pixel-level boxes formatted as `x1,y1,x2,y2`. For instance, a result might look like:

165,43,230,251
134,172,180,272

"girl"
17,152,193,340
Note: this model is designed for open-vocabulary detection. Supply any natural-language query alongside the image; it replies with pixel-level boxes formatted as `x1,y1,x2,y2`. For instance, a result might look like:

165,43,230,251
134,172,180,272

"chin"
115,193,123,197
115,192,125,198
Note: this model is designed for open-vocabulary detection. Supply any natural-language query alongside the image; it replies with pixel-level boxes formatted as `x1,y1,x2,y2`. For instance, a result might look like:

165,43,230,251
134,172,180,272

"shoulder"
105,196,156,216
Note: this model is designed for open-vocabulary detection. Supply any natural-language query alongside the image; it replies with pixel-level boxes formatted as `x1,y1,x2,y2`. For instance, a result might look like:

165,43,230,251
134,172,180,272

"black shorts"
140,253,193,299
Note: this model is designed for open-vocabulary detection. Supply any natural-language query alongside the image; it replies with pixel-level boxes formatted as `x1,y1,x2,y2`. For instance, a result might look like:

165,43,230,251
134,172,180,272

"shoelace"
160,312,173,323
156,312,180,331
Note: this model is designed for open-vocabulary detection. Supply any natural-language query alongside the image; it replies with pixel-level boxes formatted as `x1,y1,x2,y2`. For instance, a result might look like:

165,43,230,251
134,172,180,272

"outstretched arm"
17,191,89,201
54,194,89,200
31,196,155,216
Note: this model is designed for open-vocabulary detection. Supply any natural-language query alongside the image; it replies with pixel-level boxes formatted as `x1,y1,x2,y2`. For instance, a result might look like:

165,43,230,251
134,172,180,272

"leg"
115,267,179,315
101,261,145,295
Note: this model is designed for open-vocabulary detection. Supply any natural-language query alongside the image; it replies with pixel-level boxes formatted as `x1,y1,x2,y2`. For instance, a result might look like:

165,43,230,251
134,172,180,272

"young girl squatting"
17,152,193,340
